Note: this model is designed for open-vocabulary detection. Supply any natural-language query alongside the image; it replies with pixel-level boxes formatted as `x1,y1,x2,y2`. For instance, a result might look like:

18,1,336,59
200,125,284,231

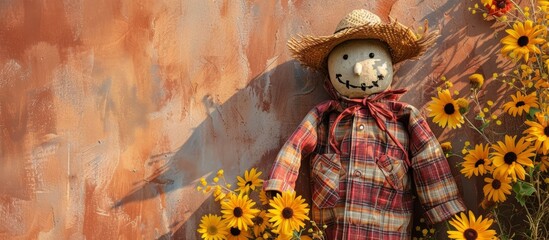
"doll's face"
327,39,393,98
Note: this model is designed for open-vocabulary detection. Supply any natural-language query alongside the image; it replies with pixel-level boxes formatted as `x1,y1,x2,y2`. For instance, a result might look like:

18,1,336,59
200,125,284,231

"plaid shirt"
264,98,466,239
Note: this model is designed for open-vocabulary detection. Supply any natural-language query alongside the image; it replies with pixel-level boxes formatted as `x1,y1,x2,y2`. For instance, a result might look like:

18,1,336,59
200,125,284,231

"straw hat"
287,9,440,71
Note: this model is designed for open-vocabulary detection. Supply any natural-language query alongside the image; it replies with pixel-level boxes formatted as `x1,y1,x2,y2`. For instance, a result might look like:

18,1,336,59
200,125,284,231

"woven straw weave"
335,9,381,33
287,9,439,71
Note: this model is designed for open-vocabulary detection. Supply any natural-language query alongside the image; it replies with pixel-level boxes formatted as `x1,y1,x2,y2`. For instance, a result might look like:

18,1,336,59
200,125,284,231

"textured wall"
0,0,503,239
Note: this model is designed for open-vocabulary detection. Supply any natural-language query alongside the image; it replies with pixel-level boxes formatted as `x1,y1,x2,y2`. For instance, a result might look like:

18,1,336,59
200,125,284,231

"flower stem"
492,207,506,238
464,115,493,144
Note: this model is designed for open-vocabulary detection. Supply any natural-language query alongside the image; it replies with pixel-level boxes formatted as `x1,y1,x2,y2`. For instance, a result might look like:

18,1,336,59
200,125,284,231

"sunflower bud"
469,73,484,89
480,197,495,209
456,98,470,114
440,142,453,153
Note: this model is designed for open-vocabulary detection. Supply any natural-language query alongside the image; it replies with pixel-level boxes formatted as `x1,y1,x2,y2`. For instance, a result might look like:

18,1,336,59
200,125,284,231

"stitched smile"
336,74,379,91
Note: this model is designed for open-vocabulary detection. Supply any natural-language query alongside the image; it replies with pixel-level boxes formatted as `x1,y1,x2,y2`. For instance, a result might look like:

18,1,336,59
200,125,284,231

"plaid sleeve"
406,105,466,224
263,102,331,193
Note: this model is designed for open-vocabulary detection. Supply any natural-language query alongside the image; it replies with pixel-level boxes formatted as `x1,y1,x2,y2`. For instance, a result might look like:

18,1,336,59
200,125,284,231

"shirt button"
354,170,362,177
358,124,364,130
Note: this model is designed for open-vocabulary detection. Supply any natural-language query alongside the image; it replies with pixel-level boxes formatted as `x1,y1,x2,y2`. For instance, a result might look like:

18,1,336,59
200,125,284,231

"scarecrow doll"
264,9,466,239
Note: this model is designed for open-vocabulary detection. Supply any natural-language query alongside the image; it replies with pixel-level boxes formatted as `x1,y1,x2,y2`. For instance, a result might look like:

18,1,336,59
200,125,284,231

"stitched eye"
369,53,375,58
343,54,348,60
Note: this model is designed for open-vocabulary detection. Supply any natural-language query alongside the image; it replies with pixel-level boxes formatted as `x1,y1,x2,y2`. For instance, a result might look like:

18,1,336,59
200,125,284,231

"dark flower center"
464,228,479,240
496,0,506,8
475,159,485,167
544,126,549,137
515,101,526,107
492,179,502,190
444,103,456,115
282,207,294,219
504,152,517,164
253,216,264,225
233,207,243,217
207,226,218,235
245,181,253,186
517,36,529,47
230,227,241,236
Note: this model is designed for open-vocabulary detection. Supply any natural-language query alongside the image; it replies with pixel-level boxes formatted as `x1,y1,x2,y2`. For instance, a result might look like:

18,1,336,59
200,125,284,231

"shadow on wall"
112,60,328,239
397,0,508,111
114,2,508,238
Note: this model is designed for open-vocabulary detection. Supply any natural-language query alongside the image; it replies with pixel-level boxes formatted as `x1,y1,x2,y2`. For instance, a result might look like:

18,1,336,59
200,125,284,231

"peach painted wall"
0,0,505,239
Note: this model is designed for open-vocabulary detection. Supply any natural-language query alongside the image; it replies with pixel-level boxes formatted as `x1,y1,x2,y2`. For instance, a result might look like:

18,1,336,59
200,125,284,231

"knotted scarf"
319,88,411,167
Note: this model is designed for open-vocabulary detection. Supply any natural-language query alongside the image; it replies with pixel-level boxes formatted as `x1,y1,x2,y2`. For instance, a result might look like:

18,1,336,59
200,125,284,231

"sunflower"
213,185,227,202
491,135,536,181
540,0,549,10
481,0,492,5
447,211,496,240
532,70,549,89
261,232,273,239
441,142,453,153
456,98,470,114
501,20,545,62
427,89,464,129
275,232,293,240
197,214,229,240
227,227,252,240
486,0,513,17
267,191,310,235
534,77,549,89
483,174,512,202
502,91,538,117
461,144,492,178
259,190,270,206
221,193,260,231
252,210,271,237
236,168,263,193
469,73,485,89
524,113,549,154
300,235,313,240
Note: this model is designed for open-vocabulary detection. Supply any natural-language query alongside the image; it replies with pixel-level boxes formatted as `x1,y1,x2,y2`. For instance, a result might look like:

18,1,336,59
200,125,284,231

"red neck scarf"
326,88,411,167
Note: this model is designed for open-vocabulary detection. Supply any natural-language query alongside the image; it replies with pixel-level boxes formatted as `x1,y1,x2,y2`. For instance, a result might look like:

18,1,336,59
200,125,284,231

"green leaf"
478,121,490,131
527,107,541,121
513,181,536,207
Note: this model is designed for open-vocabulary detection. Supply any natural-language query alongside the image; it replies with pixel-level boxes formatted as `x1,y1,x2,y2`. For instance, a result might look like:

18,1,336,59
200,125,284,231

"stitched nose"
353,63,362,76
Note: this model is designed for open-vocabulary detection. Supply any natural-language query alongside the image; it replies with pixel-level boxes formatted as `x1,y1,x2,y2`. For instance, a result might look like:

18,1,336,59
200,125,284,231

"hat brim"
287,19,439,71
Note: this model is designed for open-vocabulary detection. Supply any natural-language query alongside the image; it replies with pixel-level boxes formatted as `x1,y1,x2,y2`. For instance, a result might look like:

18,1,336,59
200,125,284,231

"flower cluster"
429,1,549,239
411,217,438,240
196,168,325,240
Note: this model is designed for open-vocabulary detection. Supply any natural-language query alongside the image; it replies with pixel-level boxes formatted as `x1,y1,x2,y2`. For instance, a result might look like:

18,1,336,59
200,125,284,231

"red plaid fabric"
264,97,466,239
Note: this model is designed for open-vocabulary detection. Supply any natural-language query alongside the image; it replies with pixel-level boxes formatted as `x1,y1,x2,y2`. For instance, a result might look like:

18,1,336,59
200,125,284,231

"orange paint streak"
0,0,508,239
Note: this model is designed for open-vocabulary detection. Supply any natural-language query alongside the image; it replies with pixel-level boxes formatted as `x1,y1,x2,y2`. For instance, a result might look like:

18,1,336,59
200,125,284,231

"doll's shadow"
112,60,329,239
392,2,508,238
112,4,506,238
